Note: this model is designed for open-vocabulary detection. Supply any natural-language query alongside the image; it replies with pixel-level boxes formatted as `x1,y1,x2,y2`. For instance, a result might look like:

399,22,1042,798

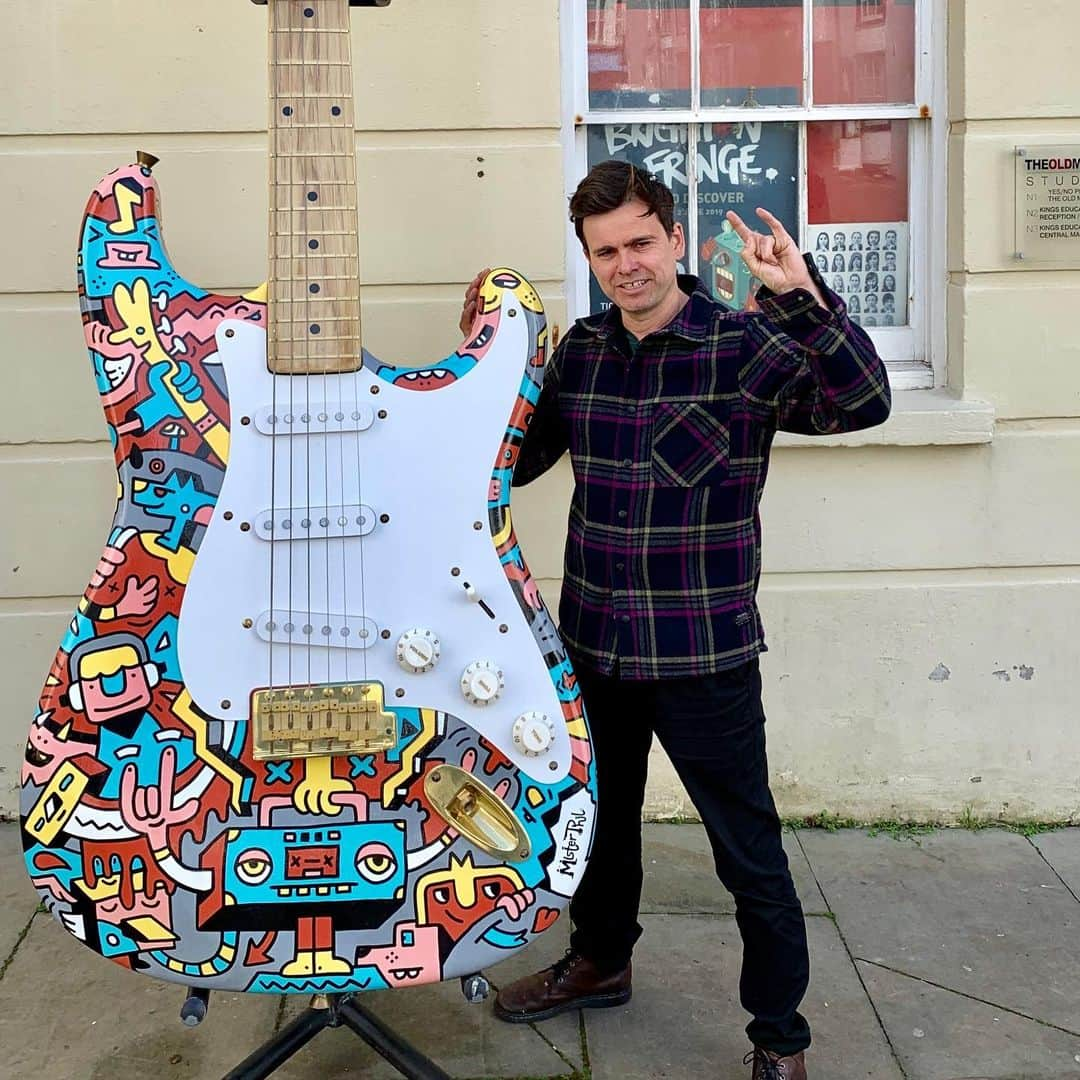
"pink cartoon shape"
360,921,442,986
96,241,161,270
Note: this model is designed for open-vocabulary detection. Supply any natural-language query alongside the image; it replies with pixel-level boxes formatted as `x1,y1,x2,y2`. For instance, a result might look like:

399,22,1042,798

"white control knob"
396,628,441,674
460,660,504,706
512,711,555,757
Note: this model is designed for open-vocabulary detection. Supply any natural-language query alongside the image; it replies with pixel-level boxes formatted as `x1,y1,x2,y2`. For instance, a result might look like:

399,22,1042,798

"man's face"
582,198,684,321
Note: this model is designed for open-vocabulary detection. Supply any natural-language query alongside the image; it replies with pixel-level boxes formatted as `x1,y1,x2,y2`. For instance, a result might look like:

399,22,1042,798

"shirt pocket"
650,401,730,488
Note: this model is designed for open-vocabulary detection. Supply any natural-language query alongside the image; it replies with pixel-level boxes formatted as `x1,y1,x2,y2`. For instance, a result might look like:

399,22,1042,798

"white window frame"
560,0,948,391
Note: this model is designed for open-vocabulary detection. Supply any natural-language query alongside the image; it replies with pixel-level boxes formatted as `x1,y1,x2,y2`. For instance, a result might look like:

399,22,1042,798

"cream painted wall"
3,0,1078,825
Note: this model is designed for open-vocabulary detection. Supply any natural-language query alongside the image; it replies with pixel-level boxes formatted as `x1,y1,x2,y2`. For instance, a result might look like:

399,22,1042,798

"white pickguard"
179,297,572,781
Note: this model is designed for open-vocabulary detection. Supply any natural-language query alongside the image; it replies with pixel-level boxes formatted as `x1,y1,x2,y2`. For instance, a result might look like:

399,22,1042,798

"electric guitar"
20,0,596,996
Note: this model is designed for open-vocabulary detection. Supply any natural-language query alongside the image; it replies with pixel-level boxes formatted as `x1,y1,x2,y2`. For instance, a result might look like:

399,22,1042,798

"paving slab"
0,912,282,1079
273,913,580,1078
641,823,828,916
1031,828,1080,899
484,909,584,1074
798,828,1080,1034
858,959,1080,1080
585,912,902,1080
0,824,40,964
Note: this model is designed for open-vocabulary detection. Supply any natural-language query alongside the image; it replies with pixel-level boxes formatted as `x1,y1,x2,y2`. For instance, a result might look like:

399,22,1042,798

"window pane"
697,122,799,307
701,0,804,107
812,0,915,105
808,119,909,327
585,125,692,312
588,0,691,109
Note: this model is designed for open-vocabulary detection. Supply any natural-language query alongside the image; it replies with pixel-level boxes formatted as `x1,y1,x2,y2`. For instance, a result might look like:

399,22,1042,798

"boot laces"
743,1048,785,1080
548,950,582,985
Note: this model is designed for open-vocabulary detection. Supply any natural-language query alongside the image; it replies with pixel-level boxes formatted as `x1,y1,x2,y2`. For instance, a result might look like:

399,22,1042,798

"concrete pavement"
2,822,1078,1079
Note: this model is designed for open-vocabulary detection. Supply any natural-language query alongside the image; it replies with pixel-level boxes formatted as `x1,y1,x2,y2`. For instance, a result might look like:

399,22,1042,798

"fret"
272,71,353,95
268,316,360,324
269,151,356,159
271,337,361,345
267,272,359,281
271,296,361,303
271,28,350,34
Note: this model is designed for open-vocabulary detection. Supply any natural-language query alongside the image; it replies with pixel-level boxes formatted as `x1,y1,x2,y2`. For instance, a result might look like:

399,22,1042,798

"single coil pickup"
255,611,380,649
256,504,376,541
254,403,375,435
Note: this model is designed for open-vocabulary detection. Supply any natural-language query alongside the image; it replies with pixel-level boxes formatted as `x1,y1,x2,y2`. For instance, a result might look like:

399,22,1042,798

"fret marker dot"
304,7,315,16
282,106,293,116
307,191,318,202
331,105,342,116
309,239,319,250
310,324,321,335
309,283,320,294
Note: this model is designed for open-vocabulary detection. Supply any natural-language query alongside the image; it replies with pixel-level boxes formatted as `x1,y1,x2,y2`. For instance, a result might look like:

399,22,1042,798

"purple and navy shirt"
514,261,891,680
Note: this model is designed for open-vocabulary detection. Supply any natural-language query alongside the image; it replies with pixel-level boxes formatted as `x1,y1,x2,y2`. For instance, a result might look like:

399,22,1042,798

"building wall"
2,1,1076,823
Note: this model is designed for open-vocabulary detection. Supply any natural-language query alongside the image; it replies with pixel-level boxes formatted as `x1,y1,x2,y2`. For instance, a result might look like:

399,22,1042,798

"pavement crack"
0,906,39,982
520,1009,585,1076
853,957,1080,1038
793,830,910,1078
1027,835,1080,905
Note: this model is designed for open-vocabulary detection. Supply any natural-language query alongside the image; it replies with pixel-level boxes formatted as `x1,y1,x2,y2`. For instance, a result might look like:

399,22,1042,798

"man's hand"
726,209,827,310
458,268,491,338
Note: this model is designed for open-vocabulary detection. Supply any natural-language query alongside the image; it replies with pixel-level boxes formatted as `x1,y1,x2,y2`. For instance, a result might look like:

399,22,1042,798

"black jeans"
568,655,812,1056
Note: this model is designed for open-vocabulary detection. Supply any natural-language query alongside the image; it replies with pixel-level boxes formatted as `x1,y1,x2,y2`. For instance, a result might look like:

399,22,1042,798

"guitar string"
317,11,336,697
267,2,279,704
287,2,298,698
335,4,354,697
349,16,370,700
300,5,318,698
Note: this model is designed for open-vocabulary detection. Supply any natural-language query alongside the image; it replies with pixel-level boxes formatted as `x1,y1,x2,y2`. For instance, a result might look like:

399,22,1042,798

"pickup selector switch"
396,628,441,674
512,711,555,757
460,659,504,706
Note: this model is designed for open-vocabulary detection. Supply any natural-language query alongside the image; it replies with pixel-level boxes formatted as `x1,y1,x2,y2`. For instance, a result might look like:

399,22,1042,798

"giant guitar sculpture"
20,0,596,996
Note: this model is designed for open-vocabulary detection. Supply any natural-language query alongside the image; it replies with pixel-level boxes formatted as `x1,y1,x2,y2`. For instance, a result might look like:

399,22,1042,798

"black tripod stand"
181,974,490,1079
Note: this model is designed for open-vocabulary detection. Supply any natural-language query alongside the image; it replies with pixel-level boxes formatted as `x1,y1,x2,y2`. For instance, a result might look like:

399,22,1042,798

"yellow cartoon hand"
293,756,351,816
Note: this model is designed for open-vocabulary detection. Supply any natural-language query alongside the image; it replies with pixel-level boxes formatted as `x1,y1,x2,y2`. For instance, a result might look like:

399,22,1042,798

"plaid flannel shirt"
514,260,891,679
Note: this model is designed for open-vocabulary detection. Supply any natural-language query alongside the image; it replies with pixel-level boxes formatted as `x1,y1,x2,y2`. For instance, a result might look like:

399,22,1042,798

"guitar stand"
181,975,491,1080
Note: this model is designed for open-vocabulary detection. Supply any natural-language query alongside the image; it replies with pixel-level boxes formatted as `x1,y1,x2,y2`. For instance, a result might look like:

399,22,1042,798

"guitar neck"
267,0,362,375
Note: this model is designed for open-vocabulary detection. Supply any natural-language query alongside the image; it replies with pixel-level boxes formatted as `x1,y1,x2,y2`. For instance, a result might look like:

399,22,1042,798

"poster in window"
809,222,908,326
586,122,799,313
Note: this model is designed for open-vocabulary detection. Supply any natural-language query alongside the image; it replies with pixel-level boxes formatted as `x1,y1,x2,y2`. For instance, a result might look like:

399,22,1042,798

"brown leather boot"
744,1046,808,1079
493,950,632,1023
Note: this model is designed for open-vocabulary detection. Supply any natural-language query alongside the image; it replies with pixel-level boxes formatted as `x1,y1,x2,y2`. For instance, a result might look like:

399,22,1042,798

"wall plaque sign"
1015,146,1080,266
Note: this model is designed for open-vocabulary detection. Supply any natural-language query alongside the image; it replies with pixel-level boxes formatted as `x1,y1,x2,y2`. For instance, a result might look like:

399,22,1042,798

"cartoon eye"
355,842,397,884
235,849,272,886
432,886,451,905
481,882,503,900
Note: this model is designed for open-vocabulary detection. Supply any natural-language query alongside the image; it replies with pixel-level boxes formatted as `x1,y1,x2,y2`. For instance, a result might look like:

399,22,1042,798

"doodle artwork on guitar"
20,0,596,996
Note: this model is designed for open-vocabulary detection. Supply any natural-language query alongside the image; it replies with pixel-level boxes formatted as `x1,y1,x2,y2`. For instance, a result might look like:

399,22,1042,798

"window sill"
772,389,995,449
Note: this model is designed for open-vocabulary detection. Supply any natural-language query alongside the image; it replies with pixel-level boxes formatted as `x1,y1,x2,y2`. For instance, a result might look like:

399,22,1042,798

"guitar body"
19,160,596,995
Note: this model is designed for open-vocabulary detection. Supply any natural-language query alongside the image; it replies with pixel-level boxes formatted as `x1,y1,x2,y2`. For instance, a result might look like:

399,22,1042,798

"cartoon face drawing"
67,635,160,724
415,855,526,944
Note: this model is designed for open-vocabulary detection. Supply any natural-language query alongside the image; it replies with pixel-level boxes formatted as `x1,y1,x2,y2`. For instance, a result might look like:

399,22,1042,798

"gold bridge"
251,682,396,761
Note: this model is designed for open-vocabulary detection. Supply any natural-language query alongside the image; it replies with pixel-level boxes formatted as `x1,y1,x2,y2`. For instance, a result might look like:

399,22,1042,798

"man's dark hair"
568,161,676,251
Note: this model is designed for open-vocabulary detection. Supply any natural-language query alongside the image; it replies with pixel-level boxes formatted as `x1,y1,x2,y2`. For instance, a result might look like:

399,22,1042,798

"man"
458,162,890,1079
